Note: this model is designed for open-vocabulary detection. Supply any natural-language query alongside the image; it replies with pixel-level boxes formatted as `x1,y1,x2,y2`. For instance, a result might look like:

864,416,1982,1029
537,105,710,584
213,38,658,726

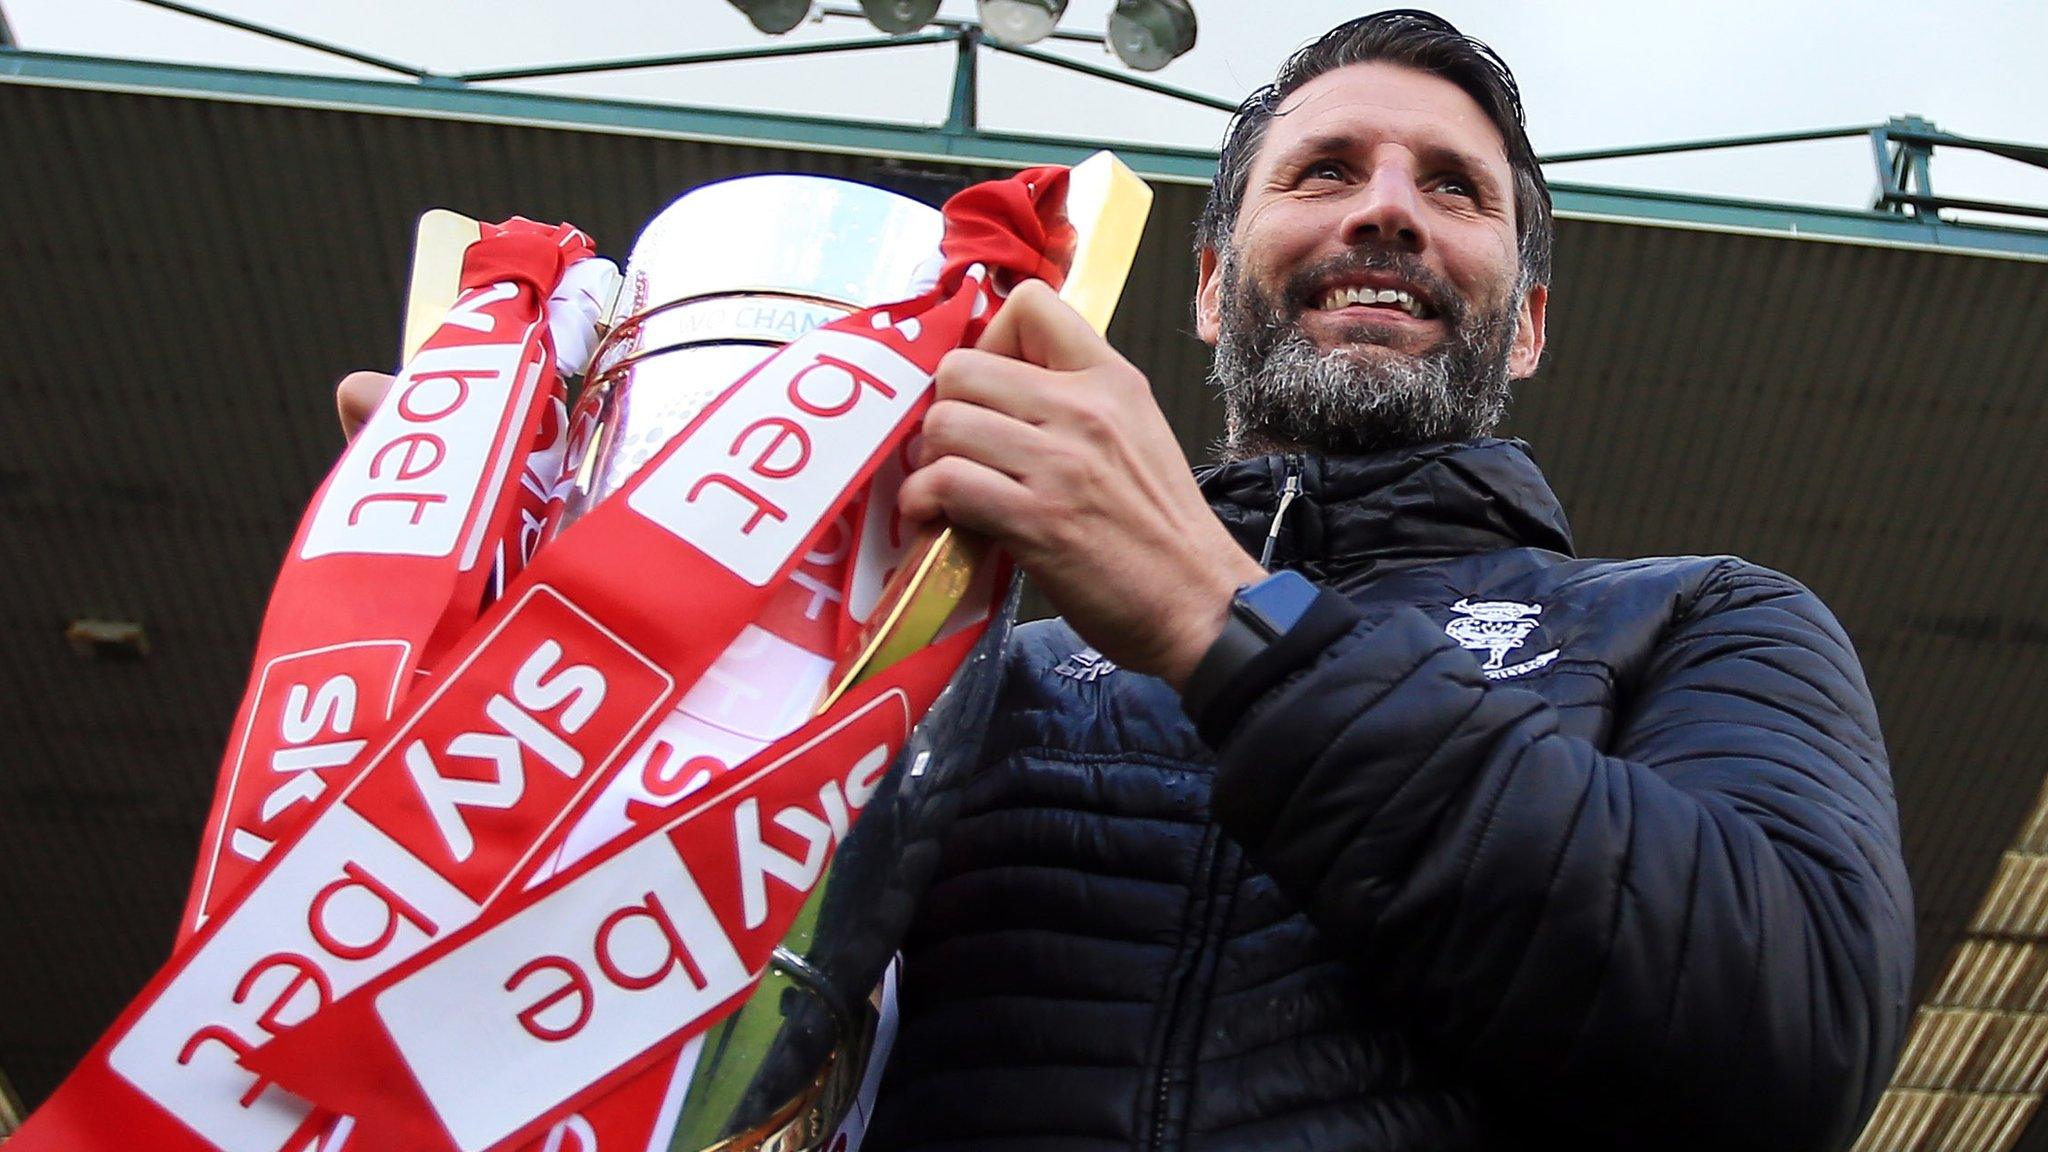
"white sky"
6,0,2047,219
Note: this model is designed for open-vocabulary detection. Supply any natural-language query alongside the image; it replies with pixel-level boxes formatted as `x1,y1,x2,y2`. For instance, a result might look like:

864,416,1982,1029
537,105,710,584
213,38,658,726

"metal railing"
1542,118,2048,224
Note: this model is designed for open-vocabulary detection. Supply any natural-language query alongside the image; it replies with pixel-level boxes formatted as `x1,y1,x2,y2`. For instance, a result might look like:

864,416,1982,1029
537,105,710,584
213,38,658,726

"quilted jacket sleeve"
1207,563,1914,1152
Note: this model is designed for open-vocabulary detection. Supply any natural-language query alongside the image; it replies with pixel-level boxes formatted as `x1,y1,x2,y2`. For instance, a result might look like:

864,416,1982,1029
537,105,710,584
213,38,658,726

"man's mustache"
1278,247,1468,328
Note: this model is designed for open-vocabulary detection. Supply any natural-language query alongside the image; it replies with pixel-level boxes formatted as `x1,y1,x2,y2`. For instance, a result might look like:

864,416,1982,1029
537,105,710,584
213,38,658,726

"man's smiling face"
1196,61,1548,457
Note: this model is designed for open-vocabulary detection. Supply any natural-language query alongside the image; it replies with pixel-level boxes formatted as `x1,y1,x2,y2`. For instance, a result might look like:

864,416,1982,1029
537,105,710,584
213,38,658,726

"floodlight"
860,0,942,34
976,0,1068,46
1106,0,1196,71
727,0,813,35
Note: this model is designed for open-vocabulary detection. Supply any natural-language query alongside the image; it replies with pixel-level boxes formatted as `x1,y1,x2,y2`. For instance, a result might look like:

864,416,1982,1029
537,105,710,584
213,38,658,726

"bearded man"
860,10,1915,1152
323,12,1914,1149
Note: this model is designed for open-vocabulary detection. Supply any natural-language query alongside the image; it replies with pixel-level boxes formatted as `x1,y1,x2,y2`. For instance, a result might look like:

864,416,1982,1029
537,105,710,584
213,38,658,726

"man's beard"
1209,243,1522,460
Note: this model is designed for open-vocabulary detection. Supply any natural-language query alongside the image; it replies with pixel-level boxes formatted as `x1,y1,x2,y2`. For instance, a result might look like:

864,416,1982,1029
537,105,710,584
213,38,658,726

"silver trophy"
564,175,945,521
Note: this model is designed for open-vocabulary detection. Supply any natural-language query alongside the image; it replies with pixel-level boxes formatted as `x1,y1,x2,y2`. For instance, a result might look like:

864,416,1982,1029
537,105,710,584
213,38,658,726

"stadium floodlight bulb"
861,0,941,34
1106,0,1196,71
727,0,814,34
976,0,1068,46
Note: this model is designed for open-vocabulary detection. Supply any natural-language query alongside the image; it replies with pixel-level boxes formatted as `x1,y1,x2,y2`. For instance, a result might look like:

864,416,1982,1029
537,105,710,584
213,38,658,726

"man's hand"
336,370,395,441
899,280,1267,689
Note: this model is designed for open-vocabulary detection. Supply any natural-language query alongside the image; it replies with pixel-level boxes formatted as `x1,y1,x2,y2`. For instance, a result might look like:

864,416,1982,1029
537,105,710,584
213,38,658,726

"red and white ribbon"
179,219,598,938
11,167,1074,1152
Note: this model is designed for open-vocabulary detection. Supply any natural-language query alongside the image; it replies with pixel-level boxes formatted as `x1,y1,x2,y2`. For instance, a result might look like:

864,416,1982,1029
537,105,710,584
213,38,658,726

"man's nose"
1338,161,1428,253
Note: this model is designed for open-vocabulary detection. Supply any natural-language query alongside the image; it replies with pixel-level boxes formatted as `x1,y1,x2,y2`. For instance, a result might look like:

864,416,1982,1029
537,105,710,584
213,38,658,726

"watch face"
1239,569,1319,639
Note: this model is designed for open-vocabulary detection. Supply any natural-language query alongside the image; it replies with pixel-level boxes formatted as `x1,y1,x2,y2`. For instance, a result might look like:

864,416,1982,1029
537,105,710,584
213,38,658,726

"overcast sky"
7,0,2047,220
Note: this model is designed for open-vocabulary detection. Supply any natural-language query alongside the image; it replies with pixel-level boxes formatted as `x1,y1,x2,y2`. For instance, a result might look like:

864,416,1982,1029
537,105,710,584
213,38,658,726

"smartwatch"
1182,569,1354,743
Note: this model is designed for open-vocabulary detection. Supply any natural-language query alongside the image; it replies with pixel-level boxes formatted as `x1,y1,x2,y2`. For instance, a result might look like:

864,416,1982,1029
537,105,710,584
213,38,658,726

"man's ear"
1508,281,1548,380
1195,246,1222,346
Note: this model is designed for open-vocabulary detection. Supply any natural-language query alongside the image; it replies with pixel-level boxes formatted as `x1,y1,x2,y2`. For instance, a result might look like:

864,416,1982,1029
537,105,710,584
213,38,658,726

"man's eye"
1303,162,1347,183
1433,177,1476,199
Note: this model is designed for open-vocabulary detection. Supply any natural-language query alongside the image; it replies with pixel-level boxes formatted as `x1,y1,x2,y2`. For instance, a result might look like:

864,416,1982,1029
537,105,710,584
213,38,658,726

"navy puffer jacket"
865,439,1913,1152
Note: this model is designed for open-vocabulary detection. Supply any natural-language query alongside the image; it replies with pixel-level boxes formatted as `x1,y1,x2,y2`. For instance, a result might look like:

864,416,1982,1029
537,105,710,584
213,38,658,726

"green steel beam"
0,47,1220,181
1886,124,2048,172
1539,124,1877,165
985,40,1239,113
455,33,953,84
1549,181,2048,260
1883,190,2048,224
4,47,2048,260
130,0,433,80
1894,115,1938,203
946,25,979,134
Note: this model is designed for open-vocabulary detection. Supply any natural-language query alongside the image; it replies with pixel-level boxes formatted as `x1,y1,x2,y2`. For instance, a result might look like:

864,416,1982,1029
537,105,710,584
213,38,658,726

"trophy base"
696,1002,875,1152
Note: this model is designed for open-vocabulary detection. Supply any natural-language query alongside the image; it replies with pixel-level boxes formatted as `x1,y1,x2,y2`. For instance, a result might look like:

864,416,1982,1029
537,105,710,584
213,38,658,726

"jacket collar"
1197,438,1576,574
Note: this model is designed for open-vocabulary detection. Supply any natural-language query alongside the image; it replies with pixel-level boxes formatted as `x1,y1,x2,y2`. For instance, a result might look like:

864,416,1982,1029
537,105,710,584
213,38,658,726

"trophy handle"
819,151,1155,709
1057,149,1156,335
400,208,483,364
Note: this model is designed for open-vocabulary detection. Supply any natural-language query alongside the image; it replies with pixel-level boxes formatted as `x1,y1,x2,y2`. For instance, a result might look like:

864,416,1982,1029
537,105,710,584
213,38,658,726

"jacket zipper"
1147,824,1232,1152
1145,456,1301,1150
1258,456,1304,568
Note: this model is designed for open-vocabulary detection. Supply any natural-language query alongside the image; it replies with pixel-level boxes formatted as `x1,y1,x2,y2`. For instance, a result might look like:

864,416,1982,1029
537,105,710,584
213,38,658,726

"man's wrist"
1178,572,1363,746
1155,551,1270,691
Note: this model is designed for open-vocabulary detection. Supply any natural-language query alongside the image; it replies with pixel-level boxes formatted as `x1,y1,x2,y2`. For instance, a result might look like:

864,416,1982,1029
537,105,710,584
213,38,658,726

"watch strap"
1180,607,1268,720
1182,583,1361,746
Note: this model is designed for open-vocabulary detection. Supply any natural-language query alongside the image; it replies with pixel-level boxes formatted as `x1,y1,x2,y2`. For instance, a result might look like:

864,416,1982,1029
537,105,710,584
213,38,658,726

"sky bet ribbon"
177,219,597,940
9,166,1074,1152
257,617,984,1152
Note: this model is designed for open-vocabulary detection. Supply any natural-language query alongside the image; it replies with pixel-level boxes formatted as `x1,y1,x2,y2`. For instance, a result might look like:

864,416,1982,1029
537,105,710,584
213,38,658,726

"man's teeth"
1318,285,1426,317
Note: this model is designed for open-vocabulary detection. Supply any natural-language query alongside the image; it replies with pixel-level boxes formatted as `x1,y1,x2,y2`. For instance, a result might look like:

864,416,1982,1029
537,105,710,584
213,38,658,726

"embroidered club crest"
1445,599,1560,680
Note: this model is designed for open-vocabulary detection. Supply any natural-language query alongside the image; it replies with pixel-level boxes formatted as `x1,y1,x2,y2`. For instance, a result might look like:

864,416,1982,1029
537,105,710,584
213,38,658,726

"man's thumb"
336,371,395,442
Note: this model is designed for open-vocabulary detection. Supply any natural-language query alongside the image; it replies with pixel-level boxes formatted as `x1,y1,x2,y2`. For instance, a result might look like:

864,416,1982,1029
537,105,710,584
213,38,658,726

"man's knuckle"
1070,396,1119,445
1098,361,1145,399
933,350,979,395
920,456,959,492
922,401,962,443
1013,278,1056,308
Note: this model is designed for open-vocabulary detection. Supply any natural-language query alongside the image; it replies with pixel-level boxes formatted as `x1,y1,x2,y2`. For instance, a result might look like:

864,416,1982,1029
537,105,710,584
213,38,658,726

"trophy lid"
617,174,946,318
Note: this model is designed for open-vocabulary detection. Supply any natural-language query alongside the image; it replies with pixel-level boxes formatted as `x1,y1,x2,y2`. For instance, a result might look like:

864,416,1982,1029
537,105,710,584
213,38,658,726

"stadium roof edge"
9,46,2048,261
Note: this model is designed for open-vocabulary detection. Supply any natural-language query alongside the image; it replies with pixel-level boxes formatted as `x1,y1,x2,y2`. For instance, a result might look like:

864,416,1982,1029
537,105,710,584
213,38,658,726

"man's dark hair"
1195,9,1554,289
